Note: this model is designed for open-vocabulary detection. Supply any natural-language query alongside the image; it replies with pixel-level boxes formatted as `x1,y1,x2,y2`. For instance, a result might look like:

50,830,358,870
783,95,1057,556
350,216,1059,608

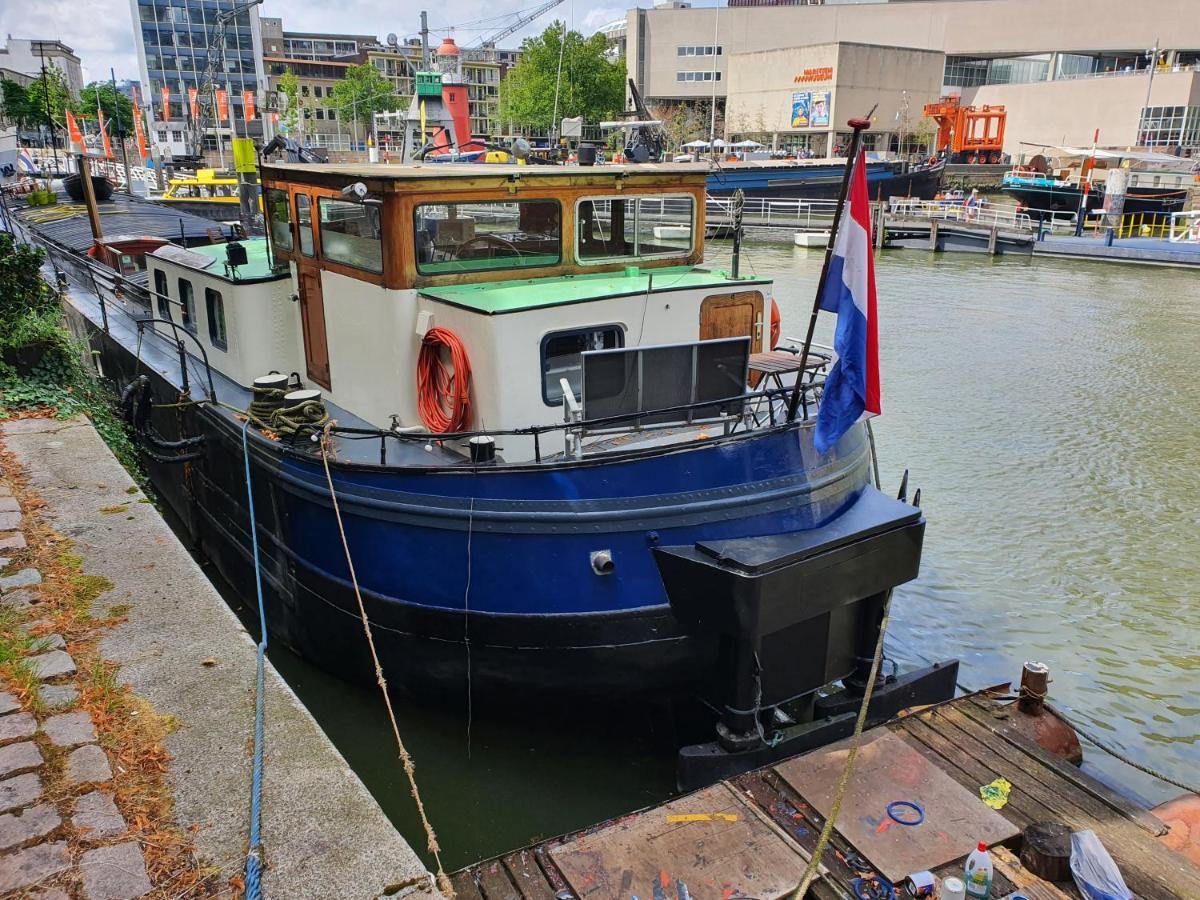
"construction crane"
922,94,1007,164
473,0,565,49
183,0,265,165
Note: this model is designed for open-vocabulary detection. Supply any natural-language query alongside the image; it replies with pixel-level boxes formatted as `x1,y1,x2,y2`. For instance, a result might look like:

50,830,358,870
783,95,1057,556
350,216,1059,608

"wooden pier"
452,690,1200,900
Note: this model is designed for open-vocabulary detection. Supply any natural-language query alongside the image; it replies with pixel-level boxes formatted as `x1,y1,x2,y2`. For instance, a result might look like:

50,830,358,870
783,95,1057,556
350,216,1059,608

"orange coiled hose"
417,327,473,433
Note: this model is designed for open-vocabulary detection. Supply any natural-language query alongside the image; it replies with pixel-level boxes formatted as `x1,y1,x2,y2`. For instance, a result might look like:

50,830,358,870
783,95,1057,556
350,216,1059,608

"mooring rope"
241,421,270,900
790,591,892,900
319,422,455,898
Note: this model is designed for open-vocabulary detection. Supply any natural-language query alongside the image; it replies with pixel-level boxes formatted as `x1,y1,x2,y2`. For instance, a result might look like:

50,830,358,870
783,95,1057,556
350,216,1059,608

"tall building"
128,0,269,160
260,18,374,152
621,0,1200,156
0,38,84,98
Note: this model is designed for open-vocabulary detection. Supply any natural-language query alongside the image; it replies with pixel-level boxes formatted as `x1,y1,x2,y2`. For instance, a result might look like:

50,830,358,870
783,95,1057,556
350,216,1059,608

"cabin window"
577,196,696,263
541,325,624,406
296,194,315,256
414,199,562,274
153,269,171,320
178,278,196,333
205,288,227,351
266,188,292,252
318,197,383,273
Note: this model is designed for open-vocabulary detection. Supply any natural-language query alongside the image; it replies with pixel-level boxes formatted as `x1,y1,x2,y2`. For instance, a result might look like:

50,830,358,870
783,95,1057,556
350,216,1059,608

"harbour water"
254,246,1198,869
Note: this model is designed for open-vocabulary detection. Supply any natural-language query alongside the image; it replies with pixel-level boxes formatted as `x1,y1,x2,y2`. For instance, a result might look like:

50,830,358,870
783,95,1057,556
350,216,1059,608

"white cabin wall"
317,273,421,429
424,286,732,443
146,258,301,390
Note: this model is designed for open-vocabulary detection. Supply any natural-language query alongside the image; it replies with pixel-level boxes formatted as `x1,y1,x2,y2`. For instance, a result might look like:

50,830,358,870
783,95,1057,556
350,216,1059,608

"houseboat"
159,168,254,221
20,161,955,778
1001,145,1196,218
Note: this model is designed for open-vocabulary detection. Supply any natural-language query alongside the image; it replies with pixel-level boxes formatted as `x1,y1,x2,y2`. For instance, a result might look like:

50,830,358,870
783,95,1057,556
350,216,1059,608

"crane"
472,0,565,49
183,0,265,164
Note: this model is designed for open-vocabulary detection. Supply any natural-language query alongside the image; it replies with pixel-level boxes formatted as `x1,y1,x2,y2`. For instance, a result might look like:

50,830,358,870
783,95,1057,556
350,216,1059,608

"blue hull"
81,319,902,701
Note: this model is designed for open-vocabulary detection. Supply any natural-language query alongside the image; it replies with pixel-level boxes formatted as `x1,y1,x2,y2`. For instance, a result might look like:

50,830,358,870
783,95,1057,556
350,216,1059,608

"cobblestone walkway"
0,477,152,899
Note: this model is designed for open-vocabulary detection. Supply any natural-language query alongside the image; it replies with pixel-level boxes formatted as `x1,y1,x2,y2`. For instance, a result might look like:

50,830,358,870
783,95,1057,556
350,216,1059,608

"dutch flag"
814,149,881,454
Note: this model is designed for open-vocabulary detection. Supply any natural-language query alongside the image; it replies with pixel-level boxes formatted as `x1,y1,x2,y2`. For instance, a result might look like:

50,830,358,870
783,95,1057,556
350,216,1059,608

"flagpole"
787,111,874,423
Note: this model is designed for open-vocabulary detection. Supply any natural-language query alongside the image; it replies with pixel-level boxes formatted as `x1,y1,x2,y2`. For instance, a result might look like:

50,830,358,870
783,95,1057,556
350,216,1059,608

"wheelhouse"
141,162,809,464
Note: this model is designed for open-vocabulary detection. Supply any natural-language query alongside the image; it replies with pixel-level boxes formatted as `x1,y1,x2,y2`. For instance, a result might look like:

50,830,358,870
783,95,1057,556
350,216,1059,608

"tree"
277,68,301,135
0,78,33,130
327,63,398,131
76,82,135,135
498,22,625,133
656,102,701,154
25,67,72,136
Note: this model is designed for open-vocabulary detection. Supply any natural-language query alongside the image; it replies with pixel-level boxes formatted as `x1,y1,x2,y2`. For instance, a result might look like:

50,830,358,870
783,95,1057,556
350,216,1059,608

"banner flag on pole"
243,90,256,121
161,86,171,123
216,89,229,122
65,110,85,154
188,87,199,121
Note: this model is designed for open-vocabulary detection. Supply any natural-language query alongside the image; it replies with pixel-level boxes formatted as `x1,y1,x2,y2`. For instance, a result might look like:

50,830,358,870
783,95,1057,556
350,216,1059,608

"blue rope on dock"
242,421,269,900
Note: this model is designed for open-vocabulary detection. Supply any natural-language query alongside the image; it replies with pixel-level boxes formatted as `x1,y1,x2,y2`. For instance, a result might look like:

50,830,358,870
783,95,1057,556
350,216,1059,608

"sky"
0,0,640,85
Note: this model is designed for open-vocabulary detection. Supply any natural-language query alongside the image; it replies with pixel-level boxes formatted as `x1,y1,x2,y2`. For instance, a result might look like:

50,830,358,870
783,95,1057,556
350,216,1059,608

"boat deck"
452,690,1198,900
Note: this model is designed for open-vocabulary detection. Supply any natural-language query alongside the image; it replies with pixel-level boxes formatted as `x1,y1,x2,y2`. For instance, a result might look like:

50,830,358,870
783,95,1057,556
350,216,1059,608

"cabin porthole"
590,550,615,576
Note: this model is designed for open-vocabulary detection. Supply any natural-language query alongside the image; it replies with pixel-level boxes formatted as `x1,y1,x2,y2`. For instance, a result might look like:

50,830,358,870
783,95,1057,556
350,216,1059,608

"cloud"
0,0,629,87
1,0,138,82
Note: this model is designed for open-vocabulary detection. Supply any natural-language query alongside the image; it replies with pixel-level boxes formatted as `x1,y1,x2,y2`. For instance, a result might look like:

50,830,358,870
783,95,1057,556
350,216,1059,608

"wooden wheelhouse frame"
260,164,709,291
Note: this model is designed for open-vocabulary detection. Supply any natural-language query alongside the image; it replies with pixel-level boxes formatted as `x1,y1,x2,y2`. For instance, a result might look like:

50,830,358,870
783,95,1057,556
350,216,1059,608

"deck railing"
886,197,1043,232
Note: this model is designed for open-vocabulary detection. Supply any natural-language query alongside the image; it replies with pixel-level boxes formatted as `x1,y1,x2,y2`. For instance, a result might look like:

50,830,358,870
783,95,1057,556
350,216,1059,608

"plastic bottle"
964,841,994,899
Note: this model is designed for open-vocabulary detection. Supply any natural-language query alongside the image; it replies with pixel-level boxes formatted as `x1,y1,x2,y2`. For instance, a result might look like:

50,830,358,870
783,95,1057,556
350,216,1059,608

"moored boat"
15,158,955,781
159,168,256,222
707,156,945,200
1001,145,1195,219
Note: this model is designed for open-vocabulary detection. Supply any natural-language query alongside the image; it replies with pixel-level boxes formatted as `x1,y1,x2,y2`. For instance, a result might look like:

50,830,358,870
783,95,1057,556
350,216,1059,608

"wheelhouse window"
296,194,315,256
205,288,227,351
178,278,196,333
541,325,624,406
153,269,170,320
266,188,292,253
318,197,383,273
577,196,696,263
415,199,561,275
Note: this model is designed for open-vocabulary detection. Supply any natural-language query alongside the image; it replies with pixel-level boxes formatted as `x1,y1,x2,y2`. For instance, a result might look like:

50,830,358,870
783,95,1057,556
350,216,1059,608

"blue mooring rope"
242,422,268,899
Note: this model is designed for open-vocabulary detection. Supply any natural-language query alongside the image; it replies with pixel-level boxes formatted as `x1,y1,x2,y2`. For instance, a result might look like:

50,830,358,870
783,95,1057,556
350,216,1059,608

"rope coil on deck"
319,422,455,898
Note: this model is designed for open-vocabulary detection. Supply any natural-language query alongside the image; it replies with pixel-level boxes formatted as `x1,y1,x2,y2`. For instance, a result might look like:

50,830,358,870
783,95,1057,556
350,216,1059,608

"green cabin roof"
186,239,278,281
419,267,770,315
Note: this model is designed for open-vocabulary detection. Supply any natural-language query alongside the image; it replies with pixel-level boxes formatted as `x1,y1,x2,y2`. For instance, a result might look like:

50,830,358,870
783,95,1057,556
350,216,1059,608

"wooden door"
700,291,764,353
297,264,331,389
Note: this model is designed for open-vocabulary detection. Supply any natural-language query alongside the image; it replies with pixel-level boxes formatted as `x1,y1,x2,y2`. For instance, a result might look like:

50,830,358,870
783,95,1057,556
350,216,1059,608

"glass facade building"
132,0,268,153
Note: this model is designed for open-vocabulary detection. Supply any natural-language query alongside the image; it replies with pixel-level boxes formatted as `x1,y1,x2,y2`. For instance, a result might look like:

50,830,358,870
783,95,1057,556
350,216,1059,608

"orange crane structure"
922,94,1007,163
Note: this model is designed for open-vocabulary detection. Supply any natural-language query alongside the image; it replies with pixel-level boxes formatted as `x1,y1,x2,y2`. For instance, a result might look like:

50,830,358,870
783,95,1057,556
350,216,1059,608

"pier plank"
502,850,558,900
547,783,812,900
934,705,1200,900
940,703,1166,838
957,698,1169,836
452,869,488,900
454,695,1200,900
477,860,523,900
774,729,1017,883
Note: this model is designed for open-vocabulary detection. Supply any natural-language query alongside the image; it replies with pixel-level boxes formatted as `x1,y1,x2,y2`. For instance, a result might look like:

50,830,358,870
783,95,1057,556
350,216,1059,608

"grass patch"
0,445,218,895
99,503,130,515
125,485,140,495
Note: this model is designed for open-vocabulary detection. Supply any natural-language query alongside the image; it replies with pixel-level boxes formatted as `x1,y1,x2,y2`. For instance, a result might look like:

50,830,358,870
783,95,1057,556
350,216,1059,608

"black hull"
1002,183,1188,218
708,161,944,201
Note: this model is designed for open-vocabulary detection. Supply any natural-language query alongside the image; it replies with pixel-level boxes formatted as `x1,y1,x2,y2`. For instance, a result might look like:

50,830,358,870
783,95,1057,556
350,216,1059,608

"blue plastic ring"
886,800,925,826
